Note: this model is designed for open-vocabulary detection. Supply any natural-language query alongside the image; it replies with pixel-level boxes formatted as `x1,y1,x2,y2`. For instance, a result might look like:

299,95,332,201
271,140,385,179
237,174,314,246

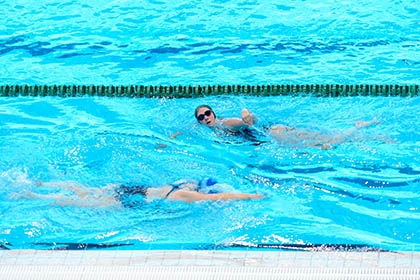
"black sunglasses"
196,110,212,121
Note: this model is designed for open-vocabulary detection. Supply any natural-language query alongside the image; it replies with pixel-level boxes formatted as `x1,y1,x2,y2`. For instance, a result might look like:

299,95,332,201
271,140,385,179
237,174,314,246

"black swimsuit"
114,185,149,208
214,125,270,146
114,183,183,208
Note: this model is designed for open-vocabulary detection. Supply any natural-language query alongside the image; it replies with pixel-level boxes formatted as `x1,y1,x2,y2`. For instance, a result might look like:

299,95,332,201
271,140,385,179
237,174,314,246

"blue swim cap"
199,178,218,193
205,178,218,186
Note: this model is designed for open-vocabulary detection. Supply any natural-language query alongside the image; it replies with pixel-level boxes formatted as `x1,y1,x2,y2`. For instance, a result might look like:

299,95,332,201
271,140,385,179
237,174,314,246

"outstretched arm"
169,191,263,203
241,109,258,126
221,118,249,131
221,109,258,132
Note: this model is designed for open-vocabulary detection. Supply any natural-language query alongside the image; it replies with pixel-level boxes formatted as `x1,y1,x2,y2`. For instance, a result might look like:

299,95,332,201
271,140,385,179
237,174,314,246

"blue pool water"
1,0,420,252
1,96,419,251
0,0,419,85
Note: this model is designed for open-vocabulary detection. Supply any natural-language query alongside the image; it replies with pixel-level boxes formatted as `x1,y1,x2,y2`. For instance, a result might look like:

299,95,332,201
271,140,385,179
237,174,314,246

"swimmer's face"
196,107,216,127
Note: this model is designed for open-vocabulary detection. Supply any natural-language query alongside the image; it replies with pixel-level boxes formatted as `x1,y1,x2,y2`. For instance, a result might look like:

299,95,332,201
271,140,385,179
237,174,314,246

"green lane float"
0,84,418,97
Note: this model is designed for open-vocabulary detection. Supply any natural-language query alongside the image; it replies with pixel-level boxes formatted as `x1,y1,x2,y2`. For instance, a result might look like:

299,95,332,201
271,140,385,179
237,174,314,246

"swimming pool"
1,95,419,252
1,0,420,258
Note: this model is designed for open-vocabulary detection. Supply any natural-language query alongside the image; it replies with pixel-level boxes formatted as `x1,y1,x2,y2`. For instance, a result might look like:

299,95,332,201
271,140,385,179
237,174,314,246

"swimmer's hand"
155,132,182,149
241,109,257,126
170,131,182,139
155,143,167,149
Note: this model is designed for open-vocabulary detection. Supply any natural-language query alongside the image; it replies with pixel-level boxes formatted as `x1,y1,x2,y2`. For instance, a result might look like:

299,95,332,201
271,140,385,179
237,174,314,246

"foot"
10,189,34,199
313,143,335,150
355,119,380,128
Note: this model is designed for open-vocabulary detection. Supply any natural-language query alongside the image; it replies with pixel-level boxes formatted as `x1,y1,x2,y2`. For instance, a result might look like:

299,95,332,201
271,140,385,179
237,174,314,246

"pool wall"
1,250,420,279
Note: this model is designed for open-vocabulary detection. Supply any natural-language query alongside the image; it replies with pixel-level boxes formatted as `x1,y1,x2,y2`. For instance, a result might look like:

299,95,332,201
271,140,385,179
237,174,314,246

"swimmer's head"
195,105,216,127
199,177,219,194
199,177,217,189
198,178,236,194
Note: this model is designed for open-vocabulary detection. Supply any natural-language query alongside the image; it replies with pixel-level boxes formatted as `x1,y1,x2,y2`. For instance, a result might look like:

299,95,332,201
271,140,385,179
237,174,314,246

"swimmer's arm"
221,109,258,131
170,191,263,203
241,109,258,126
221,118,249,132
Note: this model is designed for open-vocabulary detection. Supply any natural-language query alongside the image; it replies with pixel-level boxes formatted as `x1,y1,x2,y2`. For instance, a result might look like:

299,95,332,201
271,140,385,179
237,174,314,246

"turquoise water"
1,0,420,251
0,96,419,251
0,0,419,85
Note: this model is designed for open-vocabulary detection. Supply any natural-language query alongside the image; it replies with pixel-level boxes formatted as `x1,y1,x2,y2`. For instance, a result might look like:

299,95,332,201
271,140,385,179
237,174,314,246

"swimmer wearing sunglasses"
194,104,382,149
195,105,258,133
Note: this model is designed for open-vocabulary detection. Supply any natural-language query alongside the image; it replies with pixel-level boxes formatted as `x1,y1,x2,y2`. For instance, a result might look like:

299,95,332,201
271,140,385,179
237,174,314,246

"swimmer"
14,178,263,208
195,105,258,133
194,104,381,149
194,105,266,145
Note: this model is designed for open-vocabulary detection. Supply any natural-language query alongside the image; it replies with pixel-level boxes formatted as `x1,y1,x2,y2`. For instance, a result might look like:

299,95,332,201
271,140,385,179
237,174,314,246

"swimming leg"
37,181,93,197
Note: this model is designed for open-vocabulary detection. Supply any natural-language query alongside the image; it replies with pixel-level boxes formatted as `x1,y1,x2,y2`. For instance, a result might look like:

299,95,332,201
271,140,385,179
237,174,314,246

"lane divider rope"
0,84,419,97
